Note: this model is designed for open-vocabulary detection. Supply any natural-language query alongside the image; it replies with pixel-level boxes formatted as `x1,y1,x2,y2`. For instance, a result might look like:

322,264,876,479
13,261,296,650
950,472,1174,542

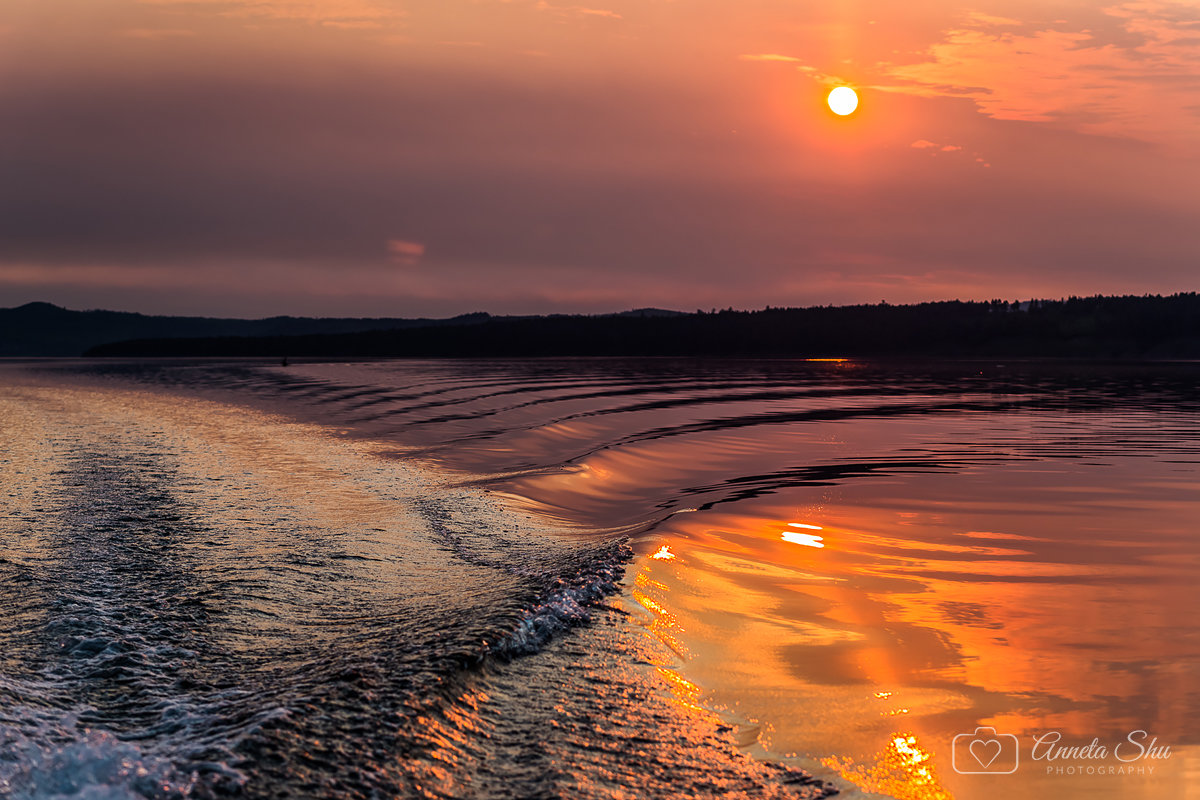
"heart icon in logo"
952,726,1018,774
970,737,1003,768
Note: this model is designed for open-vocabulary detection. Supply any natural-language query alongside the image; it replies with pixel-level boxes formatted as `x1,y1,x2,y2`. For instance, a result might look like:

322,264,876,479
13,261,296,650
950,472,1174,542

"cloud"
121,28,196,39
576,8,621,19
739,53,803,63
388,239,427,266
878,1,1200,148
535,2,622,21
911,139,978,164
738,53,844,86
137,0,403,26
321,20,384,30
964,12,1023,27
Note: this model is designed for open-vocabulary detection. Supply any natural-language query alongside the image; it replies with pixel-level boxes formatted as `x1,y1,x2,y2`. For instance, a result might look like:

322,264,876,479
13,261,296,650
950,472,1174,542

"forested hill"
0,302,494,356
84,294,1200,359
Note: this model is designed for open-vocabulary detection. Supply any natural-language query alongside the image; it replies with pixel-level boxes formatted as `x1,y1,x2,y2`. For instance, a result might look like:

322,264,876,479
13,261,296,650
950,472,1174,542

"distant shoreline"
81,294,1200,360
4,294,1199,359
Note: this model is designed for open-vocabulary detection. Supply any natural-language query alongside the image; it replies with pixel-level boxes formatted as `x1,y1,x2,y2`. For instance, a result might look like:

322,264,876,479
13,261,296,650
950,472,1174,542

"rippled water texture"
4,358,1200,800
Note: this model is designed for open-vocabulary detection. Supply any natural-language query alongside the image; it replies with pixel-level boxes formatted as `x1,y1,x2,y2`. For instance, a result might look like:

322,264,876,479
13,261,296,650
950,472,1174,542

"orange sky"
2,0,1198,316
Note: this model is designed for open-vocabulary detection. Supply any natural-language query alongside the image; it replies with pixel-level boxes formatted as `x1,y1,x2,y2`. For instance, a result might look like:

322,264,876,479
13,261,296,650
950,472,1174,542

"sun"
827,86,859,116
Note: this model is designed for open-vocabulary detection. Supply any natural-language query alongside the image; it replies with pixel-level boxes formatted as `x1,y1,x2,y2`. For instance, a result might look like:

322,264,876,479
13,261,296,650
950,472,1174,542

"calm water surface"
3,358,1198,799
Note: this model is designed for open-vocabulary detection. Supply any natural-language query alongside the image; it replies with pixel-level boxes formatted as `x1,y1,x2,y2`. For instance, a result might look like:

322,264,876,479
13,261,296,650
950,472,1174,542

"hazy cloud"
388,239,427,267
137,0,403,26
535,2,622,21
739,53,804,63
121,27,196,39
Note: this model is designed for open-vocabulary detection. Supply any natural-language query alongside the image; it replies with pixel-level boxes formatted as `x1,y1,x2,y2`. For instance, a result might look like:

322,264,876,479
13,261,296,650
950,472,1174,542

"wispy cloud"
911,139,985,166
738,53,803,63
576,7,621,19
388,239,426,267
535,2,622,21
879,1,1200,147
321,20,384,30
138,0,403,27
121,27,196,39
738,53,844,85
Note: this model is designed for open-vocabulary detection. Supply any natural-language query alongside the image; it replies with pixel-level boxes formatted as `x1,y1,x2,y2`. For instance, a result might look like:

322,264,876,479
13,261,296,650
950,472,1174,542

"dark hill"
0,302,496,356
83,294,1200,360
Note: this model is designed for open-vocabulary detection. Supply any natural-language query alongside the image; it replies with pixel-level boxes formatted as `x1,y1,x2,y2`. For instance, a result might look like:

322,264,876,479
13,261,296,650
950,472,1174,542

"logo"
950,727,1171,777
952,726,1019,774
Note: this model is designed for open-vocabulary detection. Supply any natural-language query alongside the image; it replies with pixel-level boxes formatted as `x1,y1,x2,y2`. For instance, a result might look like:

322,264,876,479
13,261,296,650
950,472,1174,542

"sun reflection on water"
442,362,1200,800
623,446,1200,798
823,732,954,800
632,579,688,660
651,544,677,560
780,529,825,548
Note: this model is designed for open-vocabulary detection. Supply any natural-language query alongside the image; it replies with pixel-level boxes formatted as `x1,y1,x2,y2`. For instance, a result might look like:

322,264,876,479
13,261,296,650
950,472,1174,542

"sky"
2,0,1198,317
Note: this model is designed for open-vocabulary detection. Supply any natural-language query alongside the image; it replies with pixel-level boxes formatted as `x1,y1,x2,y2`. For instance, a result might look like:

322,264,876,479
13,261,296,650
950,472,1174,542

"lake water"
2,358,1198,799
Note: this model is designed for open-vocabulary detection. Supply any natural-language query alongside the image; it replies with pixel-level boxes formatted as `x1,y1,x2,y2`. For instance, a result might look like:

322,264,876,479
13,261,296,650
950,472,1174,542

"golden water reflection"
823,732,953,800
630,455,1200,799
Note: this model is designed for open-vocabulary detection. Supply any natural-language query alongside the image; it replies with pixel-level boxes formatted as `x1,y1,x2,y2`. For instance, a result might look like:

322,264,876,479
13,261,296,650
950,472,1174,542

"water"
2,358,1198,799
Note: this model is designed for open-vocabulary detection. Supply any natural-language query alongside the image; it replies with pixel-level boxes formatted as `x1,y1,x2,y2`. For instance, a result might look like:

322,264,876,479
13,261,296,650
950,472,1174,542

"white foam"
0,715,194,800
492,546,630,658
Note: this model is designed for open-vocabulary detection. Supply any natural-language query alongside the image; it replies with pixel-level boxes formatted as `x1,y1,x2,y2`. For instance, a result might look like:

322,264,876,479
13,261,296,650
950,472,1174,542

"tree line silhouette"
85,294,1200,359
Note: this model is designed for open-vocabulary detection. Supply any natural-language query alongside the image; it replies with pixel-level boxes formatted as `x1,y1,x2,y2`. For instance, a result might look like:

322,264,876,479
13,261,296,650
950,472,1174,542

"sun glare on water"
827,86,859,116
